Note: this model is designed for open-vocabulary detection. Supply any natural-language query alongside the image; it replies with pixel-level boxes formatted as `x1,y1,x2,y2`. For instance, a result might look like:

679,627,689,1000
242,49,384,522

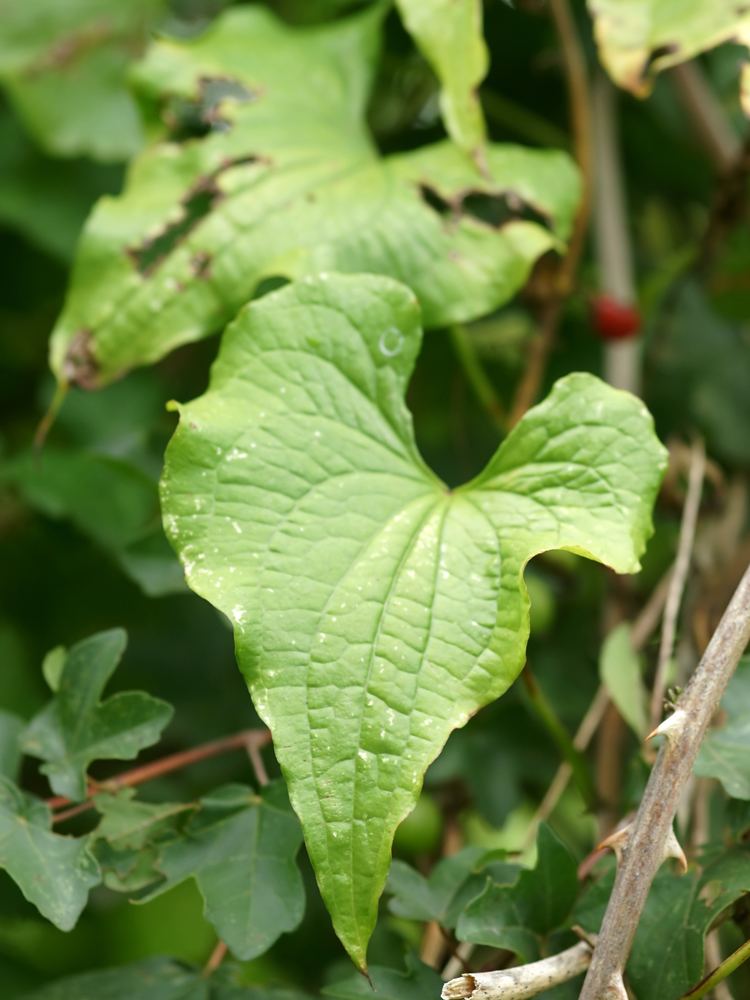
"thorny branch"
579,564,750,1000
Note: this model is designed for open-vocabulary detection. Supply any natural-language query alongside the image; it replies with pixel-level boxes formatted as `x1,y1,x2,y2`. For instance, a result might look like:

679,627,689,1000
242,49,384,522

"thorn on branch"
599,822,687,874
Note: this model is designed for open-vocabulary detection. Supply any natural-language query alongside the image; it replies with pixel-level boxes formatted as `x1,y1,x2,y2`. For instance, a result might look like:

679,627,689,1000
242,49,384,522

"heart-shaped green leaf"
50,4,578,387
160,273,667,967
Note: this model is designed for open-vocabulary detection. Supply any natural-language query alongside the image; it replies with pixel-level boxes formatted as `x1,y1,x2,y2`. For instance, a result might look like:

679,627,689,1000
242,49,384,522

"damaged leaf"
588,0,750,111
395,0,488,158
160,272,667,967
50,4,579,387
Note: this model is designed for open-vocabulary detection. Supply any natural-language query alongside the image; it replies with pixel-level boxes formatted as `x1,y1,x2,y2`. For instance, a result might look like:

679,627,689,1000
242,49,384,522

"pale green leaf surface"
588,0,750,106
599,623,648,737
395,0,487,155
50,4,578,387
0,778,100,930
0,0,165,160
21,629,173,800
160,273,667,966
141,783,305,960
695,657,750,798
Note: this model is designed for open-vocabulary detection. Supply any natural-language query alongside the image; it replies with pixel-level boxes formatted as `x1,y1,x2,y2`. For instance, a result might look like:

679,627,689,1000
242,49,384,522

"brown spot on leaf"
63,329,99,389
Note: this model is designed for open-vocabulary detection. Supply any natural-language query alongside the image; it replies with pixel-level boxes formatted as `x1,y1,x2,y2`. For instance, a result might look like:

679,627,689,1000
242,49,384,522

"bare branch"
579,564,750,1000
442,940,593,1000
650,438,706,728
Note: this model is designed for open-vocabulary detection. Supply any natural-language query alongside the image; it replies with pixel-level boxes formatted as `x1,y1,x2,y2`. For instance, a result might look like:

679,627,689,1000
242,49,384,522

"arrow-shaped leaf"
161,273,667,967
50,4,578,387
0,777,100,930
22,629,173,800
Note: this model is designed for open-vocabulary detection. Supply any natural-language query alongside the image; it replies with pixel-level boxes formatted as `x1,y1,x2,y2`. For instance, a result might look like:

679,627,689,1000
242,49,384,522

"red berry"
591,294,641,340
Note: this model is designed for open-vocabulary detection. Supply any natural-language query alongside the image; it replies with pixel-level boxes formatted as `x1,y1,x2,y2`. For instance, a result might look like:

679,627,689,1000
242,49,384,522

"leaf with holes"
49,4,578,388
0,778,101,930
160,273,667,967
140,783,305,960
0,0,165,161
21,629,173,801
395,0,487,158
588,0,750,110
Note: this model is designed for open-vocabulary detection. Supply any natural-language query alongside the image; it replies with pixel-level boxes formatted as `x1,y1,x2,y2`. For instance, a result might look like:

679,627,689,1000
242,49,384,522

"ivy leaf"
141,783,305,960
695,657,750,798
160,273,667,966
323,956,442,1000
19,956,315,1000
599,623,648,738
395,0,487,157
92,789,192,892
21,629,173,800
0,0,165,161
456,825,578,960
587,0,750,111
387,847,513,929
0,778,100,930
50,4,578,388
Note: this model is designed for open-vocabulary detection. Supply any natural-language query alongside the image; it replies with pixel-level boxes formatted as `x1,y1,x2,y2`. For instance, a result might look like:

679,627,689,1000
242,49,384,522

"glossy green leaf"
0,0,165,161
695,657,750,798
141,783,305,960
161,273,667,966
50,4,579,387
387,847,511,929
323,956,442,1000
588,0,750,108
0,711,23,781
599,623,648,737
395,0,487,156
0,778,100,930
21,629,173,800
456,825,577,959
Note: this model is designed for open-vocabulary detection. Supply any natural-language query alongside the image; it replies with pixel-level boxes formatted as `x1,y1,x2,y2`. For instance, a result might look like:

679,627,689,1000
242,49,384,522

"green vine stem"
681,935,750,1000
